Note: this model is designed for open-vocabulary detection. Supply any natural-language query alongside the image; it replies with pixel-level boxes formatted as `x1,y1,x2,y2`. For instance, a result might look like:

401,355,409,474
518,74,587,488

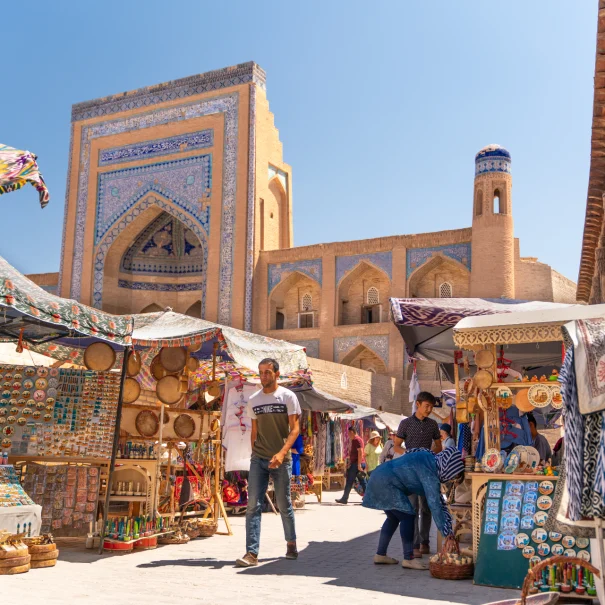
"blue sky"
1,1,596,282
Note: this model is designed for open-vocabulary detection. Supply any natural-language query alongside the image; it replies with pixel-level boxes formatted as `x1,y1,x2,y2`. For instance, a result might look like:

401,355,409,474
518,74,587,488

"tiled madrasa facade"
30,63,576,413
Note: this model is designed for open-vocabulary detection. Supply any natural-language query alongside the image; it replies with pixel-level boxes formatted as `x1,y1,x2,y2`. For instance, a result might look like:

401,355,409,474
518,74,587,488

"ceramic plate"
497,531,517,551
578,550,591,562
549,531,562,542
529,555,541,566
539,481,554,495
537,543,550,557
552,544,564,556
522,545,535,558
537,495,552,511
520,516,535,530
531,528,547,543
562,536,575,548
576,537,589,549
516,533,530,548
528,384,551,408
534,511,548,526
551,386,563,409
483,449,502,472
564,549,576,557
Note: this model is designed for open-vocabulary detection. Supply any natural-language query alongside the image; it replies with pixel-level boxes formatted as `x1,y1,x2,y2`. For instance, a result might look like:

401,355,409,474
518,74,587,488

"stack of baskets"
25,537,59,569
0,537,30,575
158,530,190,545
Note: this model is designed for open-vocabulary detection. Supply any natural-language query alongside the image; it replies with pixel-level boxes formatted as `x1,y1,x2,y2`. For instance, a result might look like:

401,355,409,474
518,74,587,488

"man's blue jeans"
245,455,296,555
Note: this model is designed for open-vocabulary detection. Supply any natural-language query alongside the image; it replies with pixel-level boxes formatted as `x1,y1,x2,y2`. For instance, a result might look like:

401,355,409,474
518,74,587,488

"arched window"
439,282,453,298
493,189,501,214
301,293,312,311
367,286,379,305
276,311,285,330
475,189,483,216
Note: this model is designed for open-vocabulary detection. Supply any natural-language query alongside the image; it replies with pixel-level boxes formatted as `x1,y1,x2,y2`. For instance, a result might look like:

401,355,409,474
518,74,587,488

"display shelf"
109,495,147,502
487,382,559,389
9,456,109,464
102,530,174,545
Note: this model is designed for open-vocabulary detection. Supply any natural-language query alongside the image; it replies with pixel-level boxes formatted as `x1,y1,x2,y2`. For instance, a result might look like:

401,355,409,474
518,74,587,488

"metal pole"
154,402,165,519
98,346,131,554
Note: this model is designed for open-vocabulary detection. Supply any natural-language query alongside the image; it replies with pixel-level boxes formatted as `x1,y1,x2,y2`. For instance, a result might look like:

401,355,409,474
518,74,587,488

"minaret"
470,144,515,299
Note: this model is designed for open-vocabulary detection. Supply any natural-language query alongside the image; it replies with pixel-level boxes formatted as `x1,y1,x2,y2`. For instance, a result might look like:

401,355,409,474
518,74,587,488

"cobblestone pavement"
2,491,519,605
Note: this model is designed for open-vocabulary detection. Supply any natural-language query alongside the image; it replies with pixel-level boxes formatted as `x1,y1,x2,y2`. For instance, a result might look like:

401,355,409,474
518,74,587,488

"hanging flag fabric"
0,144,50,208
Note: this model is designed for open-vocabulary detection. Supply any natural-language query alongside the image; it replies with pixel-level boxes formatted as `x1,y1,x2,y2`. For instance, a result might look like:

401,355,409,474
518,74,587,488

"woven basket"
158,532,190,545
429,535,474,581
196,520,218,537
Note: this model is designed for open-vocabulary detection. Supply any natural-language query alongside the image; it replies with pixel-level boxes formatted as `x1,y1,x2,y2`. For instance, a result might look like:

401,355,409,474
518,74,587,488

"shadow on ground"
134,529,519,605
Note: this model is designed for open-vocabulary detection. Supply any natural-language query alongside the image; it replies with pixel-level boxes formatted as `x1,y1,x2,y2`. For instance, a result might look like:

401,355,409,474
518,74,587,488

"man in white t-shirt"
235,358,301,567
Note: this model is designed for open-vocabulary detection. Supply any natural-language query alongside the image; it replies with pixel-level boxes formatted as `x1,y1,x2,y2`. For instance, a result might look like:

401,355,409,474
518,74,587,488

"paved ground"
3,490,520,605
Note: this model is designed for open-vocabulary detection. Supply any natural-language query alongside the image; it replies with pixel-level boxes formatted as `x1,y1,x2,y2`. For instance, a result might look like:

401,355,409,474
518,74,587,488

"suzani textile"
0,144,49,208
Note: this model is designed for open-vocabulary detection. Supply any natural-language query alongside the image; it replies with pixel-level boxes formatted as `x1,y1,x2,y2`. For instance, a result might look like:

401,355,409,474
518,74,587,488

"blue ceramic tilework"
244,84,257,332
292,339,320,359
118,279,202,292
96,155,211,245
68,93,238,326
333,335,389,366
57,123,75,295
406,243,471,278
121,212,204,275
268,259,322,294
72,62,266,121
335,252,392,285
92,195,209,315
475,145,511,176
98,130,213,166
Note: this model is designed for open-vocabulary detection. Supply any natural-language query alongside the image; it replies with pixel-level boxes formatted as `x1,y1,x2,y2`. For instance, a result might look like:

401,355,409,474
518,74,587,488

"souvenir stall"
451,304,605,596
0,254,133,560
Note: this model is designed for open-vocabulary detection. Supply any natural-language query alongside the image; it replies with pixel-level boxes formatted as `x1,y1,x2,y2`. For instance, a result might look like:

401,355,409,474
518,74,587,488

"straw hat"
369,430,381,440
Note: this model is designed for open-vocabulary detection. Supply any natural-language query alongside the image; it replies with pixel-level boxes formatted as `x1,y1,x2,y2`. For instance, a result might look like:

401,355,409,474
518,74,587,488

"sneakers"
374,554,399,565
335,498,347,505
235,552,258,567
286,542,298,560
419,544,430,555
412,548,423,558
402,558,429,570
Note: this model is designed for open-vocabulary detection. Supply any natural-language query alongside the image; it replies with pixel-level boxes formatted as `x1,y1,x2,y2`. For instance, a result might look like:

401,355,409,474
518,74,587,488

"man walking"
335,426,366,504
395,392,441,558
236,358,301,567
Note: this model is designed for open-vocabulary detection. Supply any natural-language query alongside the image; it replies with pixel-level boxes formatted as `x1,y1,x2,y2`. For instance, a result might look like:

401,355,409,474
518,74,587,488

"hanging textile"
409,367,421,414
457,423,471,457
582,412,605,518
0,144,50,208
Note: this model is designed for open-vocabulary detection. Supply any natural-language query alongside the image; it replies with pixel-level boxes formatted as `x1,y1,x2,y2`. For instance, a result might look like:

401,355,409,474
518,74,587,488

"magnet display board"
474,478,591,589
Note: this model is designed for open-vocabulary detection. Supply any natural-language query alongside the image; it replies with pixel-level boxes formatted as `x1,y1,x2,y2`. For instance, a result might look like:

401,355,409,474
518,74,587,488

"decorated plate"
496,386,514,409
12,390,21,399
539,481,554,495
47,378,59,388
552,544,564,556
522,502,536,516
528,384,551,408
49,368,59,377
564,549,576,557
21,408,32,417
516,533,530,548
537,543,550,557
17,399,26,407
501,513,520,531
43,414,52,422
549,531,562,542
9,407,18,415
32,411,41,420
24,367,35,377
537,495,552,511
36,367,49,377
2,426,14,436
46,388,57,399
520,516,535,530
35,378,48,390
522,545,535,558
529,555,541,566
33,390,45,402
1,438,11,449
0,417,5,425
23,379,34,390
497,531,517,550
36,401,45,410
534,511,548,526
11,382,21,391
562,536,576,548
1,390,10,399
17,418,26,426
531,528,547,543
0,409,6,417
21,390,30,399
482,448,503,472
551,386,563,409
46,398,55,406
578,550,591,562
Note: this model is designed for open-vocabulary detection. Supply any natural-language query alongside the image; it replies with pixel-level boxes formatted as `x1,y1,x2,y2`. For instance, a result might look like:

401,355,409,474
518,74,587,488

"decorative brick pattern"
291,339,320,359
333,335,389,366
98,130,213,166
118,279,201,292
268,259,322,294
244,84,257,332
335,251,392,284
406,242,471,278
96,154,211,244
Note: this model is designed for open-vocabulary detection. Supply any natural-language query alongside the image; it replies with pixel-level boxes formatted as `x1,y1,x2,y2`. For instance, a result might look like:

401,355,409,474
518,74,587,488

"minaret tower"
470,144,515,298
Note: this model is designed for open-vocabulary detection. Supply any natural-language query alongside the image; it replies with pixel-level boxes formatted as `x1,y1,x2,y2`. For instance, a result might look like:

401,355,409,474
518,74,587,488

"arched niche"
98,198,206,315
341,343,387,374
140,303,163,314
185,301,202,318
337,261,390,326
262,177,290,251
407,254,470,298
268,271,321,330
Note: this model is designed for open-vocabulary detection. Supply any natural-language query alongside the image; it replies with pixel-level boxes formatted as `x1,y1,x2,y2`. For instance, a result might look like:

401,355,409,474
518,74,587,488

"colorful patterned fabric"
434,446,464,482
582,411,605,518
0,254,132,345
0,144,49,208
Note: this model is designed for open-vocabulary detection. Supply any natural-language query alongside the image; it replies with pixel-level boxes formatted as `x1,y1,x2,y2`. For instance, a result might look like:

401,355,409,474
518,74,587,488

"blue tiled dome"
475,144,511,176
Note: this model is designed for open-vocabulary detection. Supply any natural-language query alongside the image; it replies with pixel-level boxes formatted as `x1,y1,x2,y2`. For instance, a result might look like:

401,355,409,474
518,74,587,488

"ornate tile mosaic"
268,259,322,294
406,243,471,278
333,335,389,366
475,145,511,177
96,155,211,245
92,195,208,315
98,130,213,166
57,124,75,296
66,93,238,325
335,251,392,285
121,212,204,275
292,339,320,359
118,279,202,292
72,62,266,121
244,84,256,332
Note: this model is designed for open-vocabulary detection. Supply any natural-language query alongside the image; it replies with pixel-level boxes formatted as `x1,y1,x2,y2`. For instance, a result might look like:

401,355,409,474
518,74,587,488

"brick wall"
339,265,390,325
308,357,403,414
551,270,577,303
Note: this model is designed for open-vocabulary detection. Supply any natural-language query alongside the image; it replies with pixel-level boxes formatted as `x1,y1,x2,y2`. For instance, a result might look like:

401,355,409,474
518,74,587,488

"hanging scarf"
0,144,50,208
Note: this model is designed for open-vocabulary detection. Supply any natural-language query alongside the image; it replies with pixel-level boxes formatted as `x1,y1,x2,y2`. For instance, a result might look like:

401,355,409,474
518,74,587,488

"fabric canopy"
294,387,355,413
131,311,308,375
389,297,572,364
331,404,406,429
0,255,132,345
0,144,49,208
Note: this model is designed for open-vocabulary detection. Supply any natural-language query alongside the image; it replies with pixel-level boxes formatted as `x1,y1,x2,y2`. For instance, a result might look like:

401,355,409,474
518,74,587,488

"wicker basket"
429,535,474,581
158,531,190,545
195,519,218,537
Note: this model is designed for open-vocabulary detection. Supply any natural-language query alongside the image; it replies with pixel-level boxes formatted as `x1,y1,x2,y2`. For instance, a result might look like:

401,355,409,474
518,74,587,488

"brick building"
30,62,575,413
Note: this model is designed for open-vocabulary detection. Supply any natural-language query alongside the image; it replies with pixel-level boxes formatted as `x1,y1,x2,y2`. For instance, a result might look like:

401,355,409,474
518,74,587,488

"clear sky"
1,0,596,282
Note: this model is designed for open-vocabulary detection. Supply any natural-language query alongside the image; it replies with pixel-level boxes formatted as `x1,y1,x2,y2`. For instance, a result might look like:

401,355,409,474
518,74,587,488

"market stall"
451,304,605,596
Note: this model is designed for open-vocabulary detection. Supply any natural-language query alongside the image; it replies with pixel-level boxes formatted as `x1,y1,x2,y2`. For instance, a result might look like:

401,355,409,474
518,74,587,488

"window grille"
301,293,312,311
367,287,379,305
439,282,453,298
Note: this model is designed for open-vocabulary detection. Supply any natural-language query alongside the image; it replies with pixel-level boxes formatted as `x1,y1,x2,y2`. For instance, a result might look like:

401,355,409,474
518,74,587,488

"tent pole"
98,346,131,554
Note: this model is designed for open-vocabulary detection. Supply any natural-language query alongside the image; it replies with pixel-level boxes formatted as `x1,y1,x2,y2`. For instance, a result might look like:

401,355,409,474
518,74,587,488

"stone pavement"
2,491,520,605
